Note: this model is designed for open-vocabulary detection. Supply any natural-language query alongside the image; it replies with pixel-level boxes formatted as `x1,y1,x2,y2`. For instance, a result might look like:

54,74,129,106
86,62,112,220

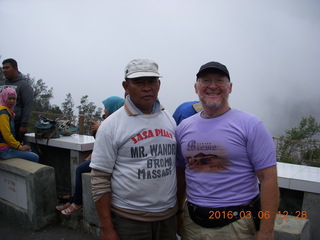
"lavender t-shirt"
176,109,276,208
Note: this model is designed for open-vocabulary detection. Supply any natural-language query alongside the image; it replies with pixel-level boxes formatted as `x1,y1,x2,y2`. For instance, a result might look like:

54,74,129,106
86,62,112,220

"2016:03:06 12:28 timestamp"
277,210,308,219
208,210,308,220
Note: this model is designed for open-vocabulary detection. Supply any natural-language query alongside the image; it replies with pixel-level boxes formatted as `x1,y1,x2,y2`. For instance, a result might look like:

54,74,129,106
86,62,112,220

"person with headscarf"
1,58,34,142
91,96,126,137
0,88,39,162
56,96,125,215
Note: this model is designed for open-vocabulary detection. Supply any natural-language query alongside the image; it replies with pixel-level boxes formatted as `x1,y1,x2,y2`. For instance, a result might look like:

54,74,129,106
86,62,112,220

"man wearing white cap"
90,59,177,240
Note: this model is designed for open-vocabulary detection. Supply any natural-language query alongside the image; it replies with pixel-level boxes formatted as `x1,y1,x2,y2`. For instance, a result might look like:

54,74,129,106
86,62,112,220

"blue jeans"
0,147,39,162
70,160,91,205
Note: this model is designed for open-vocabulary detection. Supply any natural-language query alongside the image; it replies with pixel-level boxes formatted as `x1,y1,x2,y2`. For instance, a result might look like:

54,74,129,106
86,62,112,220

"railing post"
79,114,84,135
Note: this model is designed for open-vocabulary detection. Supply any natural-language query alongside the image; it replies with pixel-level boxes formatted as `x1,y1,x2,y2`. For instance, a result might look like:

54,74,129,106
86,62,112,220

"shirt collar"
124,96,164,116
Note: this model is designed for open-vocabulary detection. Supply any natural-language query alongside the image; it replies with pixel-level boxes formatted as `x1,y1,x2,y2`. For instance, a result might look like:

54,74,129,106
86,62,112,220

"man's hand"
100,228,120,240
176,213,184,237
256,230,274,240
90,121,101,137
91,122,101,132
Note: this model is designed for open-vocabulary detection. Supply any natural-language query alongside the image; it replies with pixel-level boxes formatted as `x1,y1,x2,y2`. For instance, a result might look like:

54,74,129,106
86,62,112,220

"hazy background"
1,0,319,137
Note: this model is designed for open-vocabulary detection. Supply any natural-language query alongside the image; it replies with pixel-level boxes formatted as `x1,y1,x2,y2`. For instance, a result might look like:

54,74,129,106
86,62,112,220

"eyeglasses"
198,78,229,86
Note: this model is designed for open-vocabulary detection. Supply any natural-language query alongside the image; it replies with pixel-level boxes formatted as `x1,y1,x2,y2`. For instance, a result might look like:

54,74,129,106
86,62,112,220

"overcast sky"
1,0,319,137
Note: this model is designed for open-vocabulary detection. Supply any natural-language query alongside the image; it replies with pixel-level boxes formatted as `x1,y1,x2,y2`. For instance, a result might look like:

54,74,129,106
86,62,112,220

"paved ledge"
277,162,320,194
0,158,57,230
81,172,312,240
275,214,310,240
25,133,95,151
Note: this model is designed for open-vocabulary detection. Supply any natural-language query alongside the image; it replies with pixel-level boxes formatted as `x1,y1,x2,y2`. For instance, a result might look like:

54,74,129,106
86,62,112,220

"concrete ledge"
82,172,100,228
82,172,312,239
0,158,57,230
302,192,320,239
275,214,310,240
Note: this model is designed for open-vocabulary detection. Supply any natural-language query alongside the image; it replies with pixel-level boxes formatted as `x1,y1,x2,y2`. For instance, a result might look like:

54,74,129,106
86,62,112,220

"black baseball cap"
196,61,230,80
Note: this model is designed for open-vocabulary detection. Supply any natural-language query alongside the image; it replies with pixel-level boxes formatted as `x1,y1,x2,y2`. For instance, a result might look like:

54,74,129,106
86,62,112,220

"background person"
173,101,202,125
0,88,39,162
1,58,34,142
90,96,126,137
176,61,279,240
90,59,177,240
56,96,125,215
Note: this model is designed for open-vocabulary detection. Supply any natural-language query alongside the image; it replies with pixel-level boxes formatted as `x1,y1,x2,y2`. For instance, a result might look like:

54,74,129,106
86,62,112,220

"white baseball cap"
124,59,162,79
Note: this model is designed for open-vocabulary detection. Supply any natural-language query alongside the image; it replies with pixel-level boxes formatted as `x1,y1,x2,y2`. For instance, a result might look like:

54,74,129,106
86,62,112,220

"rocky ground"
0,212,98,240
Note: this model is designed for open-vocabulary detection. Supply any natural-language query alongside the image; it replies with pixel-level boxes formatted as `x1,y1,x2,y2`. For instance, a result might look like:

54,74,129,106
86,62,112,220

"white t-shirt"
90,105,177,212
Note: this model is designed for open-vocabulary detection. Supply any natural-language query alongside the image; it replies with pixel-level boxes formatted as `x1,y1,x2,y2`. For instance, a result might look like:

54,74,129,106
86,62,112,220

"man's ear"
122,81,128,92
229,82,233,93
194,82,198,94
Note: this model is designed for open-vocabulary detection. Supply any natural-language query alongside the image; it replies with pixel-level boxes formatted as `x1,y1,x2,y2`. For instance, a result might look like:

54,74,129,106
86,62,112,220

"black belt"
187,195,260,229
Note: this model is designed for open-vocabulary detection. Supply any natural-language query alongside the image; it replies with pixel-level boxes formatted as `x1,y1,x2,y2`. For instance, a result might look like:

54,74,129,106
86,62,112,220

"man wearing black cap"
90,59,177,240
176,61,279,240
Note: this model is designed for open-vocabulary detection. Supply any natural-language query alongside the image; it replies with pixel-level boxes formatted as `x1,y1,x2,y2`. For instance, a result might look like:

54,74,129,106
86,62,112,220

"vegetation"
277,116,320,167
62,93,74,116
0,56,102,135
77,95,103,134
1,56,320,165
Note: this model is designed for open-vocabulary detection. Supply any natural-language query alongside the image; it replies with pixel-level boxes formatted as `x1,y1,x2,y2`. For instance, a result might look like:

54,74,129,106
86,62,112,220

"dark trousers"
14,121,23,142
70,160,91,205
112,213,177,240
